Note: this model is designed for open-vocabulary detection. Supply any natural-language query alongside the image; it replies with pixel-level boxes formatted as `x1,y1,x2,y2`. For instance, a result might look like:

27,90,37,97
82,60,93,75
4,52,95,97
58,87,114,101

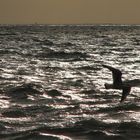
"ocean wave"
118,121,140,130
47,89,63,97
0,120,139,140
2,110,26,118
32,38,54,46
76,66,101,71
97,103,140,113
0,49,21,56
58,42,75,47
0,131,72,140
75,118,140,130
6,83,43,99
35,51,89,60
74,119,140,139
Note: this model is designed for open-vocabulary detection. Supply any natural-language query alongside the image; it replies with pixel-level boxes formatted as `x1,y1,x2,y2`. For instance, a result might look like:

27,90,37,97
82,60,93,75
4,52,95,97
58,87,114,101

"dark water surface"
0,25,139,140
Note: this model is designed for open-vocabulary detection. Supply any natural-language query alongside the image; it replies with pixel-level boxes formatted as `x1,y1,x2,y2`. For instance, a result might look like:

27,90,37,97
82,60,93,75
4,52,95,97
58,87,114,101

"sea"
0,24,139,140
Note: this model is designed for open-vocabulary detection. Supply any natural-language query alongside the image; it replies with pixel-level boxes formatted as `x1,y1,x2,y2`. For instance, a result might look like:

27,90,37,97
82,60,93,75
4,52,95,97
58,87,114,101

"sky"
0,0,140,24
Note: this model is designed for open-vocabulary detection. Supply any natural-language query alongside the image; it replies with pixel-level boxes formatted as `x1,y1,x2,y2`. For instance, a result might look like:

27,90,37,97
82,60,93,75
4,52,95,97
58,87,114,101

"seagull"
102,64,140,102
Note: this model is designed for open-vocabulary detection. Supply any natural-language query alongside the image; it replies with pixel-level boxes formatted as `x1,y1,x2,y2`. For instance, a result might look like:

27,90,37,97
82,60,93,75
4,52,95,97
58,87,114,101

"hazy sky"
0,0,140,24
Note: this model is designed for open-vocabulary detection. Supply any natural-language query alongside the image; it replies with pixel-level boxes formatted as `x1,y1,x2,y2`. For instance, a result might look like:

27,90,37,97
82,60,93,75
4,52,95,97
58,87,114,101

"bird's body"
102,64,140,102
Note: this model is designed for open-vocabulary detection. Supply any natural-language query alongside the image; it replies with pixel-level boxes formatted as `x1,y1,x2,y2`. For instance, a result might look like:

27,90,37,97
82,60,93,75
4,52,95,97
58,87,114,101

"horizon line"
0,23,140,26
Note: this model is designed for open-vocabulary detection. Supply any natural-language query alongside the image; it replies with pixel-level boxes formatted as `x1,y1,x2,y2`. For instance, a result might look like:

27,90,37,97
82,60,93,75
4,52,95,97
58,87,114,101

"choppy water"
0,25,139,140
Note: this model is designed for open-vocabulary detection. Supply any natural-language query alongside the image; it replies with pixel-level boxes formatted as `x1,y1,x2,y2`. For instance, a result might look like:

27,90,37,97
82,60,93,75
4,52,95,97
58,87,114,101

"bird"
102,64,140,102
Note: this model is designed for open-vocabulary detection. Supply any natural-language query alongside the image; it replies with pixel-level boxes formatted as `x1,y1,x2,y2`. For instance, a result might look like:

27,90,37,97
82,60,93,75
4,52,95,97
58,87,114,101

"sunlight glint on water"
0,25,139,140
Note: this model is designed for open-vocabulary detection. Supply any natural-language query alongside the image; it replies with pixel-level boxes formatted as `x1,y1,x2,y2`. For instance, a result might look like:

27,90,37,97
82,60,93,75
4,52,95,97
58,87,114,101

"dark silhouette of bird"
102,64,140,102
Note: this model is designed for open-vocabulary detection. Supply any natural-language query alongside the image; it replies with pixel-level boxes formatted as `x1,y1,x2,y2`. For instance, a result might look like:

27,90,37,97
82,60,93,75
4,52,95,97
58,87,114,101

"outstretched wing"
102,65,122,86
124,79,140,87
120,86,131,103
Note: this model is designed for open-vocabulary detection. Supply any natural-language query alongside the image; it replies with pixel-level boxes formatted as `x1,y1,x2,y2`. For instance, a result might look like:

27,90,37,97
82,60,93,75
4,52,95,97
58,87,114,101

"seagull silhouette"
102,64,140,102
